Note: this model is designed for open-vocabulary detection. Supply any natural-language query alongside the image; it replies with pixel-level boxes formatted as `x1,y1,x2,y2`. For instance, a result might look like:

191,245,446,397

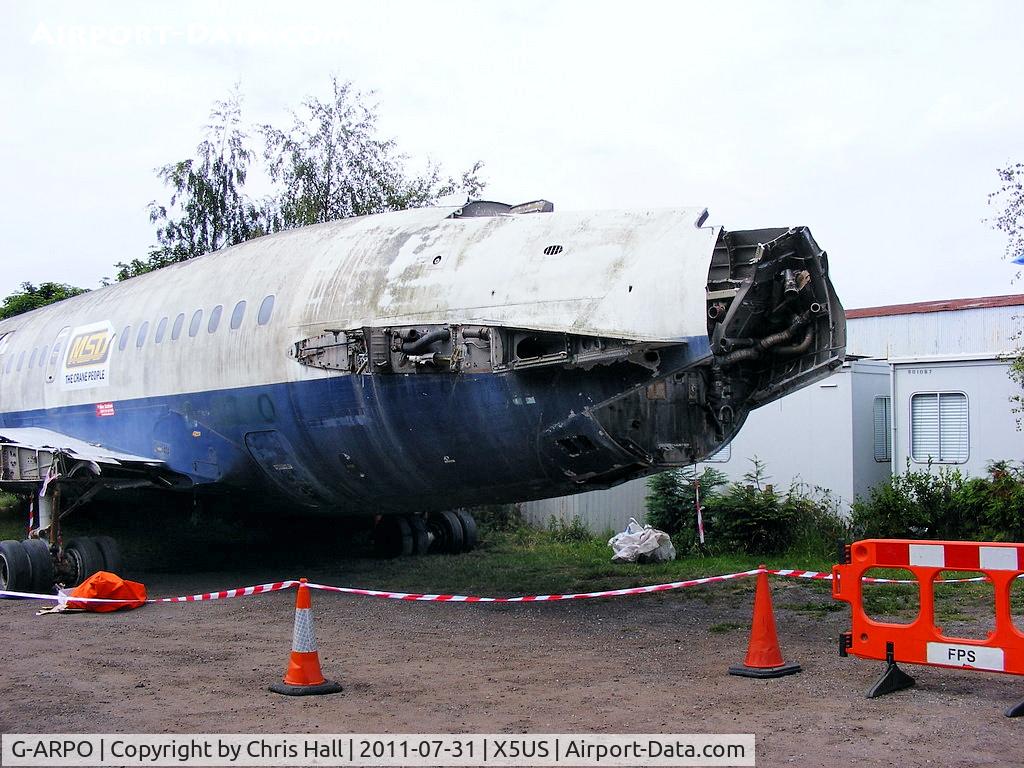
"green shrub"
645,466,727,553
471,503,524,533
645,459,847,557
547,515,593,543
851,461,1024,541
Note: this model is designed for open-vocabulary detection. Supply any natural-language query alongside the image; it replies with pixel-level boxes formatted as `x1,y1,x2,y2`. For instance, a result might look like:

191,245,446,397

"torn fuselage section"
291,224,844,496
587,226,845,471
292,324,660,376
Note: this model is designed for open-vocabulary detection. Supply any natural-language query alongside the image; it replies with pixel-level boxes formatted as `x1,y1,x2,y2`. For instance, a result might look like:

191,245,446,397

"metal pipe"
718,311,810,366
773,324,815,357
402,328,451,354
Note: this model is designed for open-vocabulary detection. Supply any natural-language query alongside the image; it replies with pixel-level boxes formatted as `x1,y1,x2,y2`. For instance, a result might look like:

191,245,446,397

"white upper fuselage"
0,205,716,413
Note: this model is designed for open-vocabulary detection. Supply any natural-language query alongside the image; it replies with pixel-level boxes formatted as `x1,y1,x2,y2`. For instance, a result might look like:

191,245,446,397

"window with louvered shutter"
873,396,891,462
911,392,968,463
705,442,731,463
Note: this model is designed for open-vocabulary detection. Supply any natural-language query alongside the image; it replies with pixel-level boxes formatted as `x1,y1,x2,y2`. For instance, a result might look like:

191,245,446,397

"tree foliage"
120,79,484,280
0,282,88,320
117,87,261,280
987,162,1024,427
261,77,484,230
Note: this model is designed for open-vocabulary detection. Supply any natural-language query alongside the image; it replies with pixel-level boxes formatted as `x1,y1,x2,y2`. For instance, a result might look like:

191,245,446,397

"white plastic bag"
607,517,676,563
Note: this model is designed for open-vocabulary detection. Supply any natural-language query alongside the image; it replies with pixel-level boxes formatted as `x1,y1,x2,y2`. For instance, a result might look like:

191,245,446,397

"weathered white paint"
0,205,718,414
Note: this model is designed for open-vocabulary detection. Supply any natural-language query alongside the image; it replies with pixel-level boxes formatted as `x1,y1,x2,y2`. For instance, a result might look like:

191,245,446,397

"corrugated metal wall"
518,477,649,534
845,306,1022,358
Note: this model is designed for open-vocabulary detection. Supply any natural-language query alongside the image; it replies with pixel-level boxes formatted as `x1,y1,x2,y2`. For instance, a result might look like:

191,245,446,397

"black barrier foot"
269,680,343,696
865,662,915,698
728,660,802,679
1005,697,1024,718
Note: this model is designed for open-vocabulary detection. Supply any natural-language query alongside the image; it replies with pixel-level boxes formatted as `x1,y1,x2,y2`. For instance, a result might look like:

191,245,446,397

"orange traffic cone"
269,578,343,696
728,566,801,679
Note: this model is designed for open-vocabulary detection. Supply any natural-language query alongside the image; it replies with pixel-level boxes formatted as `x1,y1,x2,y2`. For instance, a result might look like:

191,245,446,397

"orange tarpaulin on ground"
67,571,147,611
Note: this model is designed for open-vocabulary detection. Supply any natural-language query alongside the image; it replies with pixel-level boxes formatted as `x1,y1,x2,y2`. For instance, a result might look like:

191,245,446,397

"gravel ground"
1,568,1021,767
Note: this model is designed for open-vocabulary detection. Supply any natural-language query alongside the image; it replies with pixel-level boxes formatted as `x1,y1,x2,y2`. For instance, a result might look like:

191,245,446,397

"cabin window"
873,396,892,463
208,304,223,334
189,310,203,338
119,325,132,352
911,392,968,464
16,350,25,371
4,356,12,374
257,295,275,326
155,317,169,344
136,321,149,348
230,300,246,330
171,313,185,341
38,346,47,367
29,348,38,369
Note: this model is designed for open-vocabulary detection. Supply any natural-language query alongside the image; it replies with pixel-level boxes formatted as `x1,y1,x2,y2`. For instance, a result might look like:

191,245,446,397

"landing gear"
0,540,32,593
427,511,464,554
453,510,478,552
21,539,54,594
372,510,480,558
65,537,106,586
0,534,124,596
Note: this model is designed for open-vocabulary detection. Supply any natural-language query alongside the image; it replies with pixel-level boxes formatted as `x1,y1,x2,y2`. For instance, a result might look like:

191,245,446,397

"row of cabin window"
117,295,275,351
0,295,275,375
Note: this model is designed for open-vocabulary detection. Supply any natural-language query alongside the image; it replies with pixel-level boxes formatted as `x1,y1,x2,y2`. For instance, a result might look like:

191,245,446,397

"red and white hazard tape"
0,567,995,606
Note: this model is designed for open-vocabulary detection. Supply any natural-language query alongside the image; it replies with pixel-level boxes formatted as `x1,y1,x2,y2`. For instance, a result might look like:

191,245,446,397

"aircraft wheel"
94,536,123,575
428,511,464,554
64,537,104,586
454,510,479,552
22,539,55,594
374,516,414,558
407,515,430,555
0,540,32,595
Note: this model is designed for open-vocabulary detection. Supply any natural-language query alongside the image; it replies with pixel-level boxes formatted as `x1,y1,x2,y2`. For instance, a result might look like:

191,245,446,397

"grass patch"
304,528,837,597
0,494,26,540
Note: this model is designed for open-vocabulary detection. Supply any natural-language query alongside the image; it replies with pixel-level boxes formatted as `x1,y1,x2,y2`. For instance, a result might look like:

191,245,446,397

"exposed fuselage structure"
0,201,844,571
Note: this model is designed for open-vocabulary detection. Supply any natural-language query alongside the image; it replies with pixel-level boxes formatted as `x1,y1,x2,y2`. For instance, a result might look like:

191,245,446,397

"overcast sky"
2,1,1022,309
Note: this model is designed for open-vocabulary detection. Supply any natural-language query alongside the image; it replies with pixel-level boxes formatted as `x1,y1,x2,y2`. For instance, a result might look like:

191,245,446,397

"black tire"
64,537,104,586
0,540,32,594
93,536,123,575
454,510,479,552
22,539,55,594
373,516,414,558
428,511,464,554
407,515,430,555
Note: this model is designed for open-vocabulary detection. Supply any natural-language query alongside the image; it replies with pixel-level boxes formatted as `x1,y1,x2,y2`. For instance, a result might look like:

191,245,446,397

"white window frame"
909,390,969,464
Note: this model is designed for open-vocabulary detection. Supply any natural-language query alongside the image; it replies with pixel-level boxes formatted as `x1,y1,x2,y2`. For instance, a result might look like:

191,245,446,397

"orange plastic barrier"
833,539,1024,716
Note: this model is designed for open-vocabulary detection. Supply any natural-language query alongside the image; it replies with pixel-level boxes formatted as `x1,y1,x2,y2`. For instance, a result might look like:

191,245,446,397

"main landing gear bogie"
374,510,479,558
0,535,124,596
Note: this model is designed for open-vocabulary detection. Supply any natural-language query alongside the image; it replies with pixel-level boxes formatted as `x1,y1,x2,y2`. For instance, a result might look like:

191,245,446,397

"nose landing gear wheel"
453,510,478,552
408,515,430,555
427,510,464,554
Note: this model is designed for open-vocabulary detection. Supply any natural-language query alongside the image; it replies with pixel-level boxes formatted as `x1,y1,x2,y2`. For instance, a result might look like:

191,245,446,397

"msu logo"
66,329,112,368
